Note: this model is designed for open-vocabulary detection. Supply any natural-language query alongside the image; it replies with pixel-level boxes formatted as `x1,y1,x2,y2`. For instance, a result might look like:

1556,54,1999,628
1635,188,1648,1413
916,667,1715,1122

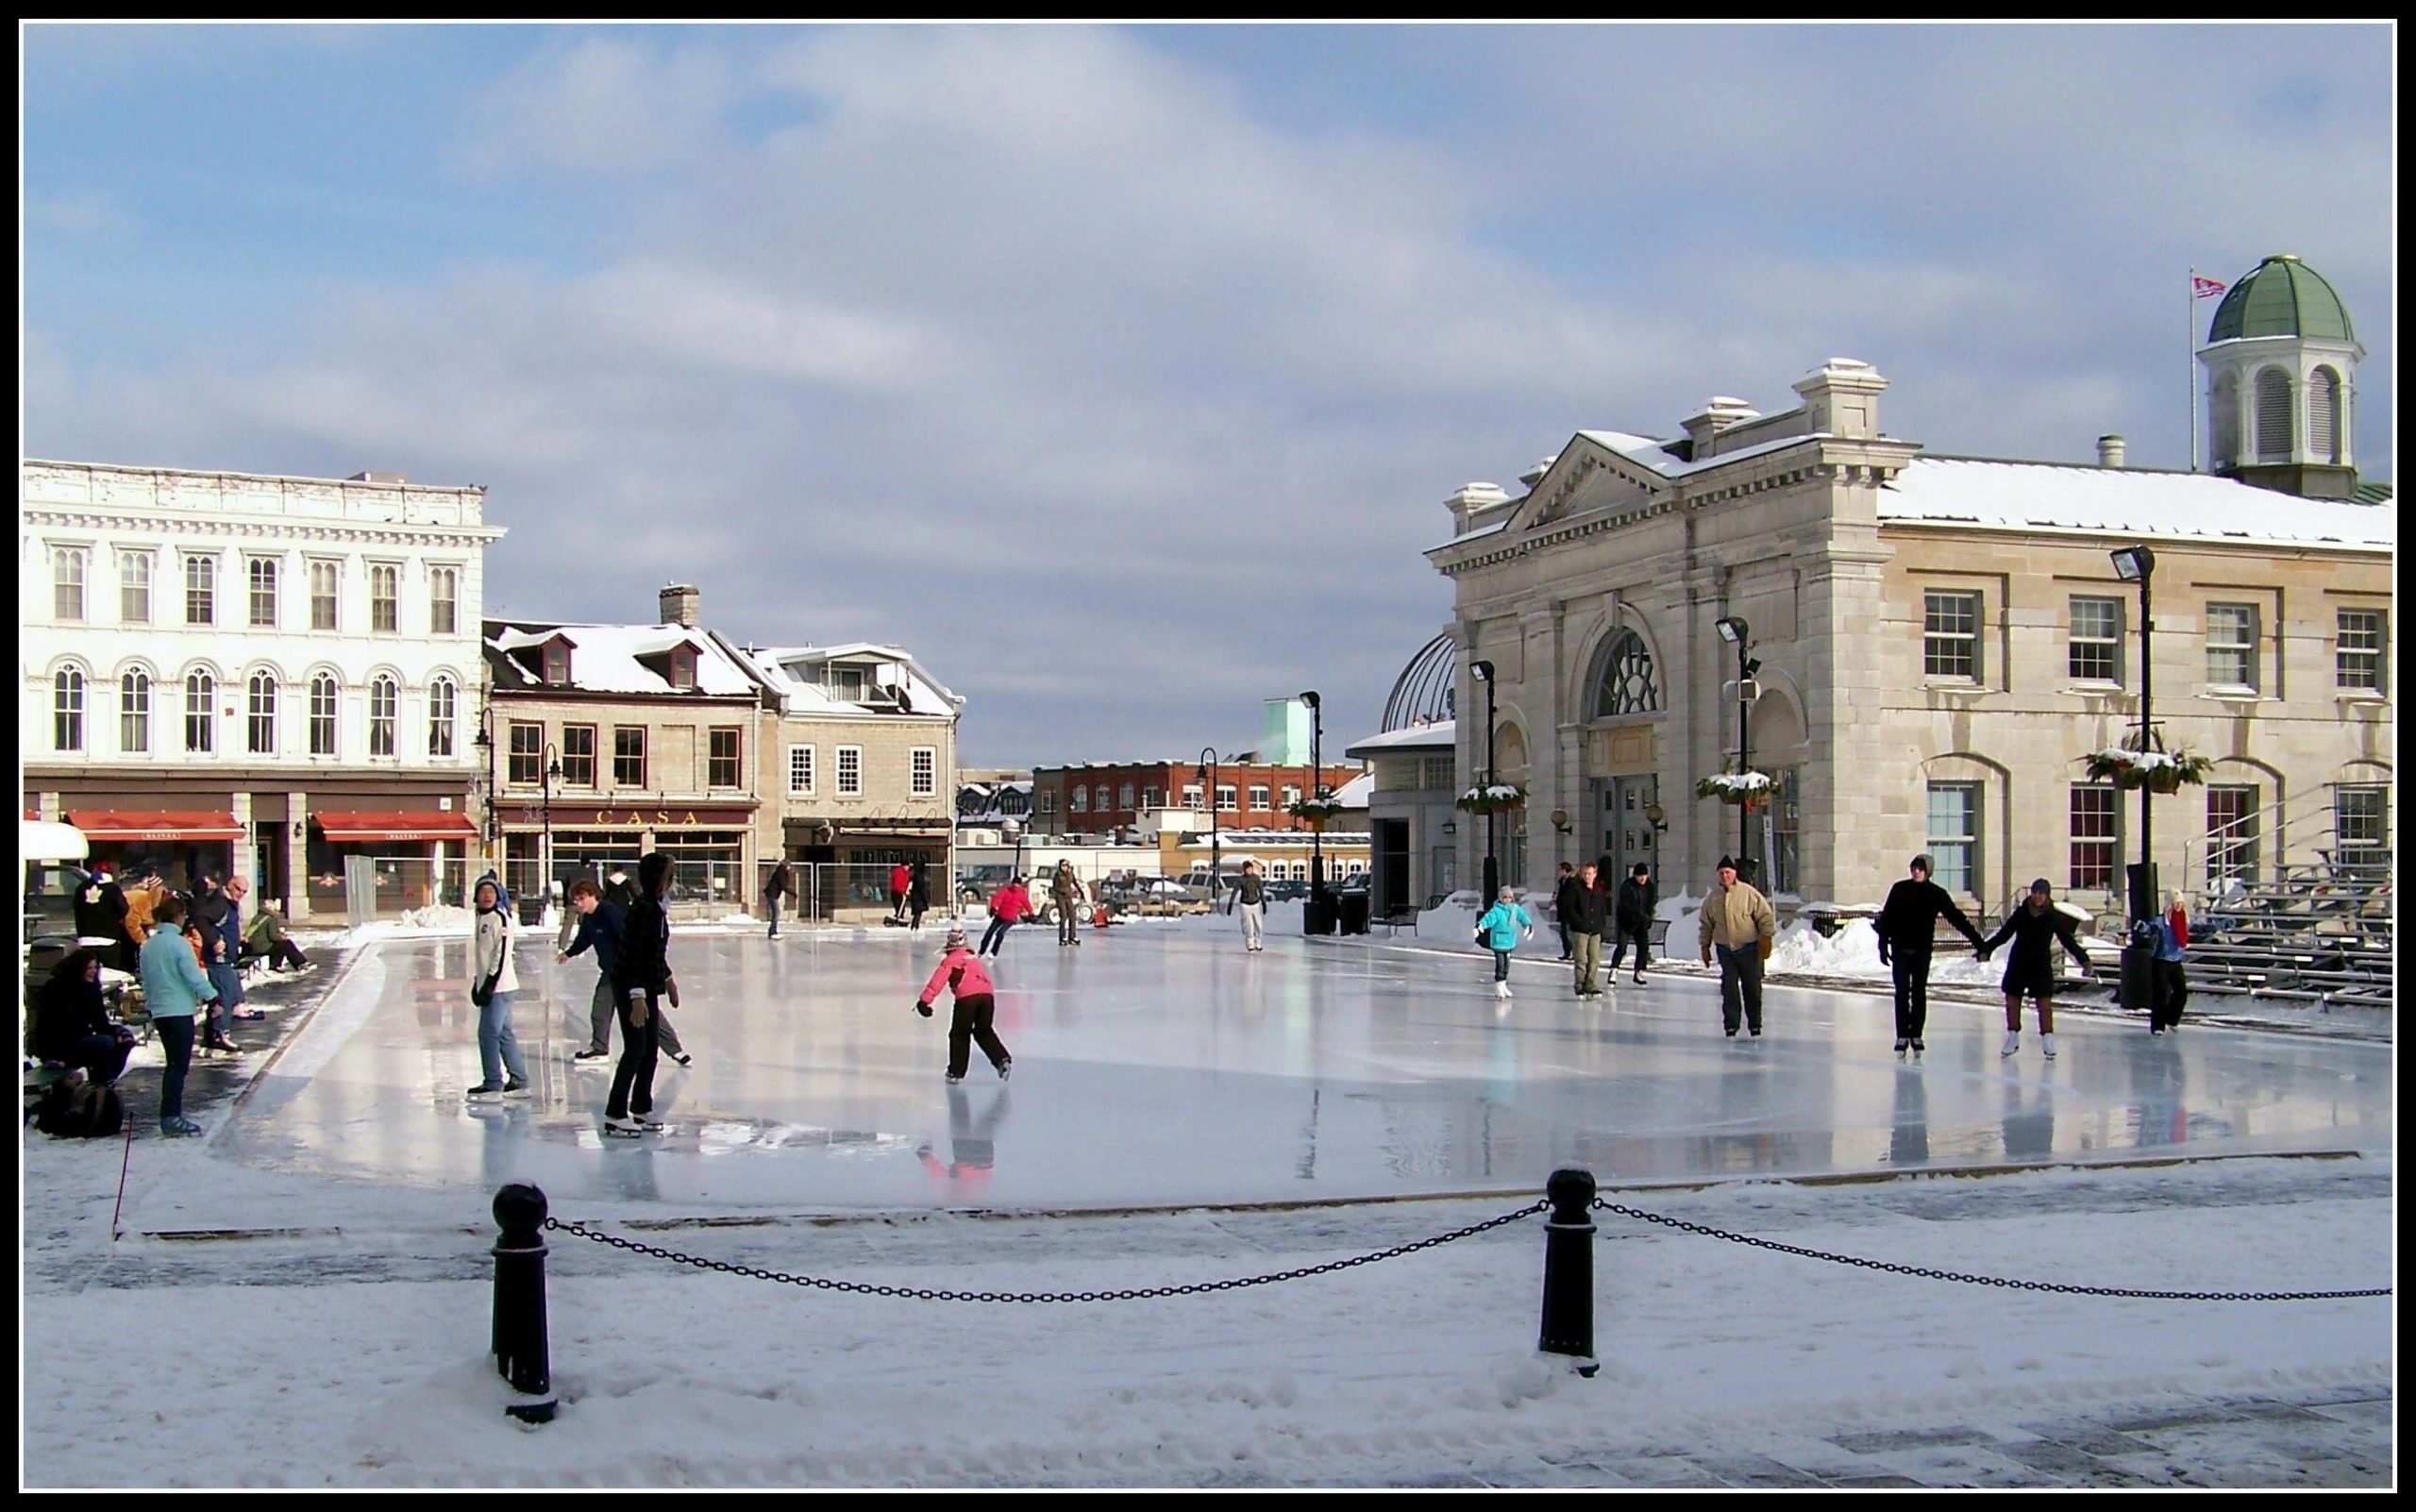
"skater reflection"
919,1083,1011,1201
471,1095,530,1191
1888,1061,1931,1168
2131,1031,2190,1150
1999,1076,2055,1161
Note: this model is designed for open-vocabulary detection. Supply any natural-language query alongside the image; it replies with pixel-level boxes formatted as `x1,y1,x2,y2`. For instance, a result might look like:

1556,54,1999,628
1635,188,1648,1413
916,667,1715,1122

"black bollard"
1537,1167,1599,1376
492,1183,558,1423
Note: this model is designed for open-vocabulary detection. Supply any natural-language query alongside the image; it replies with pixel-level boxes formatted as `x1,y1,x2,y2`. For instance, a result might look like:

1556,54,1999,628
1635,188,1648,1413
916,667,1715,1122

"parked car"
1125,876,1212,916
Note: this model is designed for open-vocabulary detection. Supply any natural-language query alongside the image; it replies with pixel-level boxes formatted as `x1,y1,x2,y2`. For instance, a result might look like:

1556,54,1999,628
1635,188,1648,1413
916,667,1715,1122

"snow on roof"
1345,719,1456,756
1333,771,1374,808
487,622,761,696
1881,457,2395,551
744,644,958,716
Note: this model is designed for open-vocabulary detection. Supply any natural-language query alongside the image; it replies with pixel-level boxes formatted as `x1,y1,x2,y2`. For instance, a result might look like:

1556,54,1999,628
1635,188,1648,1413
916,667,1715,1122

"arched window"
2309,366,2342,462
369,675,398,758
52,667,85,751
1592,630,1661,717
310,673,339,756
1118,782,1135,811
1070,784,1089,813
120,668,151,754
2209,371,2240,468
184,669,215,754
428,676,458,758
248,670,278,755
2254,367,2293,461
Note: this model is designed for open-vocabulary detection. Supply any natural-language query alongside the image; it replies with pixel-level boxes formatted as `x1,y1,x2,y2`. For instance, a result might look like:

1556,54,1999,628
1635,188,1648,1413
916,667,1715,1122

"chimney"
2097,434,2127,469
1789,359,1888,441
348,470,408,485
659,583,700,628
1518,455,1560,489
1681,396,1762,460
1446,481,1510,536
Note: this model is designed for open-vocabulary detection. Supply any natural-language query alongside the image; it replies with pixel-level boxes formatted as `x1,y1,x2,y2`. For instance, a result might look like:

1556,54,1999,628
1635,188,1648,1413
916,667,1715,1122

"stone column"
1521,603,1565,895
288,790,311,920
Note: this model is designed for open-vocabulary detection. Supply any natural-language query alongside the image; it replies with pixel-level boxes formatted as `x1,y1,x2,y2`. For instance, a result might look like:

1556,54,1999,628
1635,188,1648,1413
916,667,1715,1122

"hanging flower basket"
2083,747,2212,795
1695,771,1773,809
1286,797,1348,829
1455,783,1528,816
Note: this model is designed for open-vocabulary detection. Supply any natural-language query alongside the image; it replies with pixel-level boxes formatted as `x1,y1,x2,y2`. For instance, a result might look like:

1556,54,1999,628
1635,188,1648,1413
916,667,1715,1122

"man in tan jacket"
1698,856,1777,1037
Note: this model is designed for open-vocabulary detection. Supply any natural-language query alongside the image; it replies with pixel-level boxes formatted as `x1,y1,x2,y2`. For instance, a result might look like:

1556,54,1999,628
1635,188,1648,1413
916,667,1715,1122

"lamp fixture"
2110,546,2155,582
1643,802,1668,833
1715,615,1747,644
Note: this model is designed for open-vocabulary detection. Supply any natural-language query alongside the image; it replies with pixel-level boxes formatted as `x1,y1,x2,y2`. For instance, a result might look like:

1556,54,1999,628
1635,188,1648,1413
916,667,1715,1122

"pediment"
1516,434,1668,531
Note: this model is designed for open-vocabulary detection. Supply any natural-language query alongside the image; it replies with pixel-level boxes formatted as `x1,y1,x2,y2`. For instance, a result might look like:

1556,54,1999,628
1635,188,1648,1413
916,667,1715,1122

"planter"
2083,748,2211,793
1695,772,1773,807
1455,783,1528,817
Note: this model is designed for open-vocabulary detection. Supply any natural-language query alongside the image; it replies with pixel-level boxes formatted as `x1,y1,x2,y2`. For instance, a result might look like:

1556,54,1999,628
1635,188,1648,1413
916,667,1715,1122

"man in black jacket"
1610,864,1656,985
73,863,134,971
1559,863,1610,1000
1875,854,1987,1056
605,852,678,1136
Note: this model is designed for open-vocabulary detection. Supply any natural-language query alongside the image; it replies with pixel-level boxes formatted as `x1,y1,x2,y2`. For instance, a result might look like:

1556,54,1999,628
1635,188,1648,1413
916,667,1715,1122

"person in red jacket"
978,876,1030,959
915,927,1012,1084
889,862,913,921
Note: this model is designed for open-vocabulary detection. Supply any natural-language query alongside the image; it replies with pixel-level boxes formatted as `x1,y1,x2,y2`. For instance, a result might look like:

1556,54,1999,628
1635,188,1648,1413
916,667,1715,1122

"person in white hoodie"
467,878,530,1097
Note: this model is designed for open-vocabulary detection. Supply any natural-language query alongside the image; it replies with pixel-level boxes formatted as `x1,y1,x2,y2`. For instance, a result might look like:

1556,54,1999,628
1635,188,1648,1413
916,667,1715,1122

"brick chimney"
659,583,700,628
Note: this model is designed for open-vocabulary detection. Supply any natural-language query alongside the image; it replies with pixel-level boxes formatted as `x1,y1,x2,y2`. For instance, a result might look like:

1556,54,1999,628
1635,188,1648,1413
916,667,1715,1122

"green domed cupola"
2205,254,2357,344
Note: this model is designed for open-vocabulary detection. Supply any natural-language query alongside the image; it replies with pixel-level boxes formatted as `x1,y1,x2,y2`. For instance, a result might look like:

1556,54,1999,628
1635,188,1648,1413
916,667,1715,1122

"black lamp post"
1470,660,1498,900
541,742,562,918
1196,747,1221,901
1299,691,1323,899
2111,545,2159,1019
1714,616,1761,882
474,708,498,865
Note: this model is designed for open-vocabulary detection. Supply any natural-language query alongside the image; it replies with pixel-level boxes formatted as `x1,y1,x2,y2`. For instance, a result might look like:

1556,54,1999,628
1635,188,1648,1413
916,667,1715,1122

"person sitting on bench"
241,899,310,972
31,949,137,1086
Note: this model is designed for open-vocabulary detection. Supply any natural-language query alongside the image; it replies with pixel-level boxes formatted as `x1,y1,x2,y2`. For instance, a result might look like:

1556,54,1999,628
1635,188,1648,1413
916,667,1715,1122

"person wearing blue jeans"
467,879,529,1096
136,894,218,1136
1475,886,1535,1004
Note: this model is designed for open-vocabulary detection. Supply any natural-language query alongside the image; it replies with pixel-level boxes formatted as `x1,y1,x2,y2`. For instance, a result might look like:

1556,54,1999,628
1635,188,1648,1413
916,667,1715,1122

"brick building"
1032,760,1360,837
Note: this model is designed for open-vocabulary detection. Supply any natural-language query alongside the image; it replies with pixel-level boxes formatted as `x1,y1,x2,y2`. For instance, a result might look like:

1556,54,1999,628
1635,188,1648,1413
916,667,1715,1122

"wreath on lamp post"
1455,782,1528,816
1695,770,1773,811
2083,746,2213,795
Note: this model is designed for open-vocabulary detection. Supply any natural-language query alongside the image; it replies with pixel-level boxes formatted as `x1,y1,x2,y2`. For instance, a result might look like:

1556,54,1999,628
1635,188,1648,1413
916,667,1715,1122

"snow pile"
1766,917,1887,977
1414,891,1549,951
396,903,474,932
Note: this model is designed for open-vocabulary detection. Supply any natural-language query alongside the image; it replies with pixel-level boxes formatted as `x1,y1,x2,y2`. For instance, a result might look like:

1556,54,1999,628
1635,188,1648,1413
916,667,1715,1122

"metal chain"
1592,1199,2389,1301
544,1199,1548,1303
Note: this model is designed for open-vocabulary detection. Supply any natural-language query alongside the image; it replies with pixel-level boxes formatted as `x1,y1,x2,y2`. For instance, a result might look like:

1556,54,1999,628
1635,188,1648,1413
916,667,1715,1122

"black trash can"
517,896,546,927
1303,893,1337,936
1338,892,1371,935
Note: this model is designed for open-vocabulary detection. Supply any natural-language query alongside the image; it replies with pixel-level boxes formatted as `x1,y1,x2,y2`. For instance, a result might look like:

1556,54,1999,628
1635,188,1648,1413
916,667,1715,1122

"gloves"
1976,948,1992,964
1877,943,1890,966
914,999,934,1018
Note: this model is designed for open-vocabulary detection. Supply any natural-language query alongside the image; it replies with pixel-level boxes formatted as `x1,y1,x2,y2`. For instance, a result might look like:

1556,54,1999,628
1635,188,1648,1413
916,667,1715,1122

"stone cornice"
21,505,505,550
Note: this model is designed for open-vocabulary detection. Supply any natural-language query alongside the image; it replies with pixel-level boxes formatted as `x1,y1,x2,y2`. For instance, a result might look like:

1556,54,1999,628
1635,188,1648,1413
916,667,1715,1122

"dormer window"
828,664,867,701
541,644,569,684
670,646,696,692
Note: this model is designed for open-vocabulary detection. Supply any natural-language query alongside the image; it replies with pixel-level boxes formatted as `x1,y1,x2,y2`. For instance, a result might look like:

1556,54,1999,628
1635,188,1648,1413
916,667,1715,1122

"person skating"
907,868,931,932
914,925,1011,1084
1611,863,1656,984
1979,879,2090,1060
1049,861,1087,947
605,852,678,1135
137,894,218,1136
1474,886,1535,1006
467,878,530,1097
2149,898,2190,1034
1559,863,1609,1000
561,878,691,1067
978,875,1031,958
1874,854,1987,1056
1235,860,1270,952
32,949,137,1087
763,859,796,938
890,861,913,922
1550,862,1578,960
1698,856,1777,1038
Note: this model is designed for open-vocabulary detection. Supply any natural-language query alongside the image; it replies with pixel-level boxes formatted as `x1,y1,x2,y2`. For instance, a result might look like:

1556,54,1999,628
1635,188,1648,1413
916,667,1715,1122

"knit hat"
1631,863,1649,878
944,926,969,951
1716,855,1736,872
2029,878,2054,897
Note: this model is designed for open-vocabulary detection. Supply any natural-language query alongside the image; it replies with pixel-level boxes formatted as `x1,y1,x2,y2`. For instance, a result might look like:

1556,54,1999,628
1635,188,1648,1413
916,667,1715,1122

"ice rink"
217,923,2394,1214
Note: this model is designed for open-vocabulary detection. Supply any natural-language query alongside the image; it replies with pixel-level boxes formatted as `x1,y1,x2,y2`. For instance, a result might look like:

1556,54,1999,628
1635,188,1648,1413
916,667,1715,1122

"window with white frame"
247,671,277,754
1183,783,1202,809
1216,784,1238,812
787,745,814,795
247,558,278,629
184,670,215,753
2068,596,2122,684
1037,789,1056,816
429,566,459,636
428,678,457,758
1282,784,1302,807
837,746,863,797
184,554,216,626
1070,784,1089,813
2206,602,2259,690
562,725,596,786
2206,784,2259,884
915,748,939,797
368,675,398,757
121,550,153,624
53,547,87,621
52,667,85,751
120,669,151,754
1142,788,1161,810
2336,608,2385,693
1249,784,1269,810
1925,782,1979,895
1116,781,1134,810
369,563,399,633
310,560,339,630
2333,786,2388,867
2070,784,2119,892
309,673,338,756
1922,590,1981,680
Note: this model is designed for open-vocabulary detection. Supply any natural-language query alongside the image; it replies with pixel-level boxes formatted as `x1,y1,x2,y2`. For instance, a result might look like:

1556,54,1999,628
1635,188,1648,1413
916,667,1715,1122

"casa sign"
511,806,756,828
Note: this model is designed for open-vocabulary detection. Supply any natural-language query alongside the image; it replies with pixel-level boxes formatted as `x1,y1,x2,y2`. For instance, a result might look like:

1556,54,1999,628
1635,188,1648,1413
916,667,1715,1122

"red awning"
312,811,479,843
67,809,245,842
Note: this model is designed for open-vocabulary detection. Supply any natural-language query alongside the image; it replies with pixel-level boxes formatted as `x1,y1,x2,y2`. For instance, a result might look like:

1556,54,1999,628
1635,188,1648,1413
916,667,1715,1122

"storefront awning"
313,811,479,843
66,809,244,842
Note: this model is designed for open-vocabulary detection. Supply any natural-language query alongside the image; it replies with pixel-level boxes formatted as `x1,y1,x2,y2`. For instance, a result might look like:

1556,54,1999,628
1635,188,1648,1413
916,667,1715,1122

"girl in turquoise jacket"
1475,887,1535,1000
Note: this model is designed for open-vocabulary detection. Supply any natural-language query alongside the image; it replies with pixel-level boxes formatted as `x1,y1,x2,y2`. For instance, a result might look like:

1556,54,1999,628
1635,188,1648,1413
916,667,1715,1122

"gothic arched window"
1592,630,1661,718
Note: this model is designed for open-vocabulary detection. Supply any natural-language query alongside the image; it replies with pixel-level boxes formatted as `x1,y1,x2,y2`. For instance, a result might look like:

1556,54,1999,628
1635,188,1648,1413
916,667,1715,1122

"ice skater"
1875,854,1986,1056
562,878,690,1067
466,877,530,1098
1560,863,1609,1000
763,858,795,938
1235,860,1269,952
1551,862,1578,959
890,861,913,922
914,925,1012,1084
978,875,1030,958
1979,878,2090,1060
1698,856,1776,1038
1611,863,1656,984
606,852,678,1135
1050,861,1087,947
1475,886,1535,1004
907,867,931,932
2149,897,2190,1034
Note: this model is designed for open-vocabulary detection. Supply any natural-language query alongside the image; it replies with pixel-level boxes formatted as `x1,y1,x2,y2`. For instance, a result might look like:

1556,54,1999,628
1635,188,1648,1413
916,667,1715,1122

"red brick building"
1032,761,1360,837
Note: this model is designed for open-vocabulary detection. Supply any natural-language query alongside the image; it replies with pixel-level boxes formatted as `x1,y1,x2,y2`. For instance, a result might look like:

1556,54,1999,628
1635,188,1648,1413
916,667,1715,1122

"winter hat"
1716,855,1736,872
1631,863,1650,878
1498,885,1517,900
1910,854,1934,875
944,926,969,951
2029,878,2054,898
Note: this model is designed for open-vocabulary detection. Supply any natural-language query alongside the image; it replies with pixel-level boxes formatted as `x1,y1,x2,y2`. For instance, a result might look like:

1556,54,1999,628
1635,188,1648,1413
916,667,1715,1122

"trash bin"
518,896,546,927
1338,892,1371,935
1303,893,1337,935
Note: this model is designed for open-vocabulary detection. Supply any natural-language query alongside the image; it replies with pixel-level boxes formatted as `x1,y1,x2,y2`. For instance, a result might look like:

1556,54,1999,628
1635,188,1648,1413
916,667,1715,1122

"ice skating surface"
218,926,2393,1213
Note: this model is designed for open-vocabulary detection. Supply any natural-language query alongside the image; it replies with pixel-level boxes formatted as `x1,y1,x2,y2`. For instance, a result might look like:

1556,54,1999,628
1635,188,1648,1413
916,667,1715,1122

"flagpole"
2188,267,2198,473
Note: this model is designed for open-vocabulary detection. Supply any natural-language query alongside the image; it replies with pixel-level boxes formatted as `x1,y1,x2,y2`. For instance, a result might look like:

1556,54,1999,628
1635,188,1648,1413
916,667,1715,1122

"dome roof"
2206,255,2356,344
1382,633,1457,732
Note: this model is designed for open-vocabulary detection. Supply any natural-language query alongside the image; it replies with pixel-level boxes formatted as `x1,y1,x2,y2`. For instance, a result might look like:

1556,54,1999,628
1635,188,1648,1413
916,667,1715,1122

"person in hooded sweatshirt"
1979,879,2091,1061
606,852,679,1135
915,925,1011,1084
34,949,137,1086
466,878,530,1097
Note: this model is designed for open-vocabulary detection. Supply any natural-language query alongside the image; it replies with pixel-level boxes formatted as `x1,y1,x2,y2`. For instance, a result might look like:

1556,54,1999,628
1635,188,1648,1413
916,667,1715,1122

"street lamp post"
1196,747,1221,903
474,708,498,884
2111,545,2159,1020
1469,660,1498,900
1299,691,1323,904
542,742,562,923
1714,616,1761,882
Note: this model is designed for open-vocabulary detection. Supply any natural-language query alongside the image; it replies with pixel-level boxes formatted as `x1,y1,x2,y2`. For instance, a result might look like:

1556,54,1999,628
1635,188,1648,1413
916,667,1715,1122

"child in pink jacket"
916,926,1013,1084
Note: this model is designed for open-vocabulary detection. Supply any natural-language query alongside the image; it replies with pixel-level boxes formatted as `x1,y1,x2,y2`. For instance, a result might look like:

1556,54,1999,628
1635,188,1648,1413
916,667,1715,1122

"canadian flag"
2192,275,2228,299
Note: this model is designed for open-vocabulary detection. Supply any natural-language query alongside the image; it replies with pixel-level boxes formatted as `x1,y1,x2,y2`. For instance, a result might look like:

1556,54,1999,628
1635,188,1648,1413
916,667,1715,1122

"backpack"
34,1079,124,1138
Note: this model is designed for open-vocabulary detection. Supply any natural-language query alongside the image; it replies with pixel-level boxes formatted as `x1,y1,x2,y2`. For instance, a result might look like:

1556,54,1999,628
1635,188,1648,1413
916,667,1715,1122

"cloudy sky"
21,24,2393,765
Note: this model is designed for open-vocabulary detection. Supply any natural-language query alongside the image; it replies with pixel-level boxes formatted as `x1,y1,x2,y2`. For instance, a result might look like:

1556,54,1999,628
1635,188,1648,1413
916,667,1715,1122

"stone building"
1423,255,2391,918
21,459,502,915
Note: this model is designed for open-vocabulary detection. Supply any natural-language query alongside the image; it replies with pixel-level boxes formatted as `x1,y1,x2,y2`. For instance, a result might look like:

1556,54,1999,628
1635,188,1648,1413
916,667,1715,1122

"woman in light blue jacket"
136,893,219,1137
1475,886,1535,1002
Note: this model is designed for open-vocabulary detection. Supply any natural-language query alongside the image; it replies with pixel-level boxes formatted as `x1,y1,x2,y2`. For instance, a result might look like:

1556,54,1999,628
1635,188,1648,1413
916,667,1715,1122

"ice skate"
2040,1033,2057,1060
2000,1031,2021,1057
1894,1039,1909,1057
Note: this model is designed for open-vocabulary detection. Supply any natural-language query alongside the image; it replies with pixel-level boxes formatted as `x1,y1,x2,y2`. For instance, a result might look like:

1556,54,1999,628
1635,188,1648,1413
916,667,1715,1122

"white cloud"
455,33,747,180
25,187,136,235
